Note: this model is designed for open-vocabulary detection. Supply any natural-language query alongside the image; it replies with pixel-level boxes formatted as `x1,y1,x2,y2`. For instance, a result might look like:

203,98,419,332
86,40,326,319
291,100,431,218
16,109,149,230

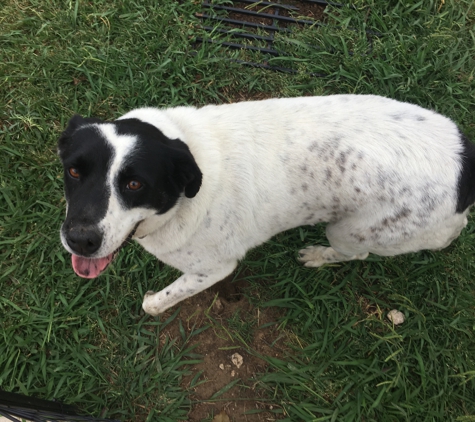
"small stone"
387,309,405,325
231,370,235,377
212,410,230,422
231,353,243,368
219,364,224,370
213,298,225,314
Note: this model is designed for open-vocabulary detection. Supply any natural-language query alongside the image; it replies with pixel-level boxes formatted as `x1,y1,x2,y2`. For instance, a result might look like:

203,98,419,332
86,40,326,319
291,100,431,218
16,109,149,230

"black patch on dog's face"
58,115,113,228
114,118,202,214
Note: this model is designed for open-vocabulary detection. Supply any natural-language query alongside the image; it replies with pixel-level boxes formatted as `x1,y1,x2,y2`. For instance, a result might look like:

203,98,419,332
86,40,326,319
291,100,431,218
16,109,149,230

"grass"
1,0,475,420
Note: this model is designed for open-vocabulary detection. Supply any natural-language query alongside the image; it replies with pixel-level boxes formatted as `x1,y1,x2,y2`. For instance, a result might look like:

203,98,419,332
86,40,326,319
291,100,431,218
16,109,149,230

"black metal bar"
302,0,344,7
0,409,19,422
196,13,292,32
202,3,319,25
218,0,300,10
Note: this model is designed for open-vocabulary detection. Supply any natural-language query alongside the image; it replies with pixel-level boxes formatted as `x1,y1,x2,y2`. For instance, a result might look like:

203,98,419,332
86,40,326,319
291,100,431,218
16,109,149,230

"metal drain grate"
195,0,342,74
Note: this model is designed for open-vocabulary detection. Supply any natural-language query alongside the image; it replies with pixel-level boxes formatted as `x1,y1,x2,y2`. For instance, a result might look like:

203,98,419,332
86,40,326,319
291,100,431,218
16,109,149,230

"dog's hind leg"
298,217,371,267
298,245,368,267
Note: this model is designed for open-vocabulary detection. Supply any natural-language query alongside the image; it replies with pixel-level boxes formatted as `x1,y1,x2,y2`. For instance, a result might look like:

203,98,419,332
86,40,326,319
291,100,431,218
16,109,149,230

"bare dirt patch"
157,271,289,421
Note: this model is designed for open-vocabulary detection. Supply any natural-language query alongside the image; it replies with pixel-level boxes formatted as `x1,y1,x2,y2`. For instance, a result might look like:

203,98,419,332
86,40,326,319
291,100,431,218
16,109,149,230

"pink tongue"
72,254,114,279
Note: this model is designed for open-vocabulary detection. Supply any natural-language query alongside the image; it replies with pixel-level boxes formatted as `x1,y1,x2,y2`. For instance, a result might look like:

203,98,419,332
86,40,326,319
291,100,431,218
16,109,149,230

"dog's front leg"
142,261,237,316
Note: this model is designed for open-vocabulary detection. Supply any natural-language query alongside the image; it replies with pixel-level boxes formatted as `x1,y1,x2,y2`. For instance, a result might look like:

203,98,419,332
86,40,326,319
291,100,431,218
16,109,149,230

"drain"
195,0,338,74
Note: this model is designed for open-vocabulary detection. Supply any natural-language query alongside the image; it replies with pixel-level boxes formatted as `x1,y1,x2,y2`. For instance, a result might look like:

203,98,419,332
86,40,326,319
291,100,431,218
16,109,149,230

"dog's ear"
64,114,86,133
59,114,103,146
170,147,203,198
58,115,104,151
58,115,84,151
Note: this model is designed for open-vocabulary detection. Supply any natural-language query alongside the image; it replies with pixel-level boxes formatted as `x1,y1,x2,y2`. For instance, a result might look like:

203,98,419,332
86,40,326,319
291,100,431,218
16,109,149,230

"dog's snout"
66,227,102,256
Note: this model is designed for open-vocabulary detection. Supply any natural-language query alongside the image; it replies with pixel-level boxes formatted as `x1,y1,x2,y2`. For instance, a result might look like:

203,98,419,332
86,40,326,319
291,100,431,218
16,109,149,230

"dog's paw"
144,290,156,298
298,246,369,267
142,290,166,316
298,246,331,267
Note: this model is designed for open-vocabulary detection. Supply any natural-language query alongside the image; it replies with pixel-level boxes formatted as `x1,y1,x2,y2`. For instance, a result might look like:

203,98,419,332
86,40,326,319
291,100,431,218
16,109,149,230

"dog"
58,95,475,315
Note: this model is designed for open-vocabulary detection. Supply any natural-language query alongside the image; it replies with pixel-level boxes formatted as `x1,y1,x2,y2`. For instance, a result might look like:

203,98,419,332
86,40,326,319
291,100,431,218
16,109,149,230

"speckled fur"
62,95,472,315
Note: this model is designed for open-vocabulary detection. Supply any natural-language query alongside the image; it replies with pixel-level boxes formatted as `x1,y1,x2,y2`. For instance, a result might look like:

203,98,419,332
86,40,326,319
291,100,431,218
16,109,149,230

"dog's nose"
66,227,102,256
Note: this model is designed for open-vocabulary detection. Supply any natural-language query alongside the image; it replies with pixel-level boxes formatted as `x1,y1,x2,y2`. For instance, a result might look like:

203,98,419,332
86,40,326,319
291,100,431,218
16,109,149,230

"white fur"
84,95,469,315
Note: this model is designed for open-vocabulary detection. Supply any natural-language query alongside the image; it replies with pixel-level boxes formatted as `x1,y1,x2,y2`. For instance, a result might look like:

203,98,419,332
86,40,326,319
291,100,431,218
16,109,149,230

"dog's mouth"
71,254,115,279
71,222,141,279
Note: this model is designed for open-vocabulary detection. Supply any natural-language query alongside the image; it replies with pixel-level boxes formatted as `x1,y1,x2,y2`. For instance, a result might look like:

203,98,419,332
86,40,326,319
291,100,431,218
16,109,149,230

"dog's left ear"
58,115,103,152
171,147,203,198
58,115,85,151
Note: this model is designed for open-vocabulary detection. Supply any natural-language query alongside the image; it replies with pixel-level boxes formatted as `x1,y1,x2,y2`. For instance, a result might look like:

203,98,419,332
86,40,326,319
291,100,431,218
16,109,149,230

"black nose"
66,227,102,256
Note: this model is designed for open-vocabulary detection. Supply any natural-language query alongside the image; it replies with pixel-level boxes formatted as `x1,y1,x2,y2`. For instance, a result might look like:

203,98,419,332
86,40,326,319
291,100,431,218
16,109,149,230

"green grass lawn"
1,0,475,421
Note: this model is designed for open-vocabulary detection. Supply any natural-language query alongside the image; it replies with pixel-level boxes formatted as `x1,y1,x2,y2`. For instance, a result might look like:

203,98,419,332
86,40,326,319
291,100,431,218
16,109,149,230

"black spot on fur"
456,132,475,213
337,151,348,173
392,207,412,222
351,233,366,242
308,142,318,152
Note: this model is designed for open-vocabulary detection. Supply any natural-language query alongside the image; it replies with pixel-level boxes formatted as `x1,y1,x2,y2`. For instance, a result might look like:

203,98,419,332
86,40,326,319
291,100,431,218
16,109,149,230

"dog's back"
157,96,472,248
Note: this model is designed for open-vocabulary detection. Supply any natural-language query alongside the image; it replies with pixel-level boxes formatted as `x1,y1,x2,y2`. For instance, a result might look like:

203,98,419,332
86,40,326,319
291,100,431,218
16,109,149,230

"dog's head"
58,114,202,278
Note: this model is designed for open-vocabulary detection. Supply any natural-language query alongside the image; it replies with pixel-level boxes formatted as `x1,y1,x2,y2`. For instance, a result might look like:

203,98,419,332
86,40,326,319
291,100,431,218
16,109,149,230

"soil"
156,270,289,421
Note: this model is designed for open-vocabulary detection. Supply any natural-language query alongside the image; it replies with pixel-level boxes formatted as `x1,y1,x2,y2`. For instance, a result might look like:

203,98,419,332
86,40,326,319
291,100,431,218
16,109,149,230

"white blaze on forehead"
93,123,143,257
98,123,137,185
97,123,137,218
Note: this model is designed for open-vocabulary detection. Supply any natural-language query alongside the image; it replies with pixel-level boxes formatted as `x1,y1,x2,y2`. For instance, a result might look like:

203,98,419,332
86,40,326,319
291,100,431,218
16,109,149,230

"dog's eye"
69,167,80,179
127,180,142,191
